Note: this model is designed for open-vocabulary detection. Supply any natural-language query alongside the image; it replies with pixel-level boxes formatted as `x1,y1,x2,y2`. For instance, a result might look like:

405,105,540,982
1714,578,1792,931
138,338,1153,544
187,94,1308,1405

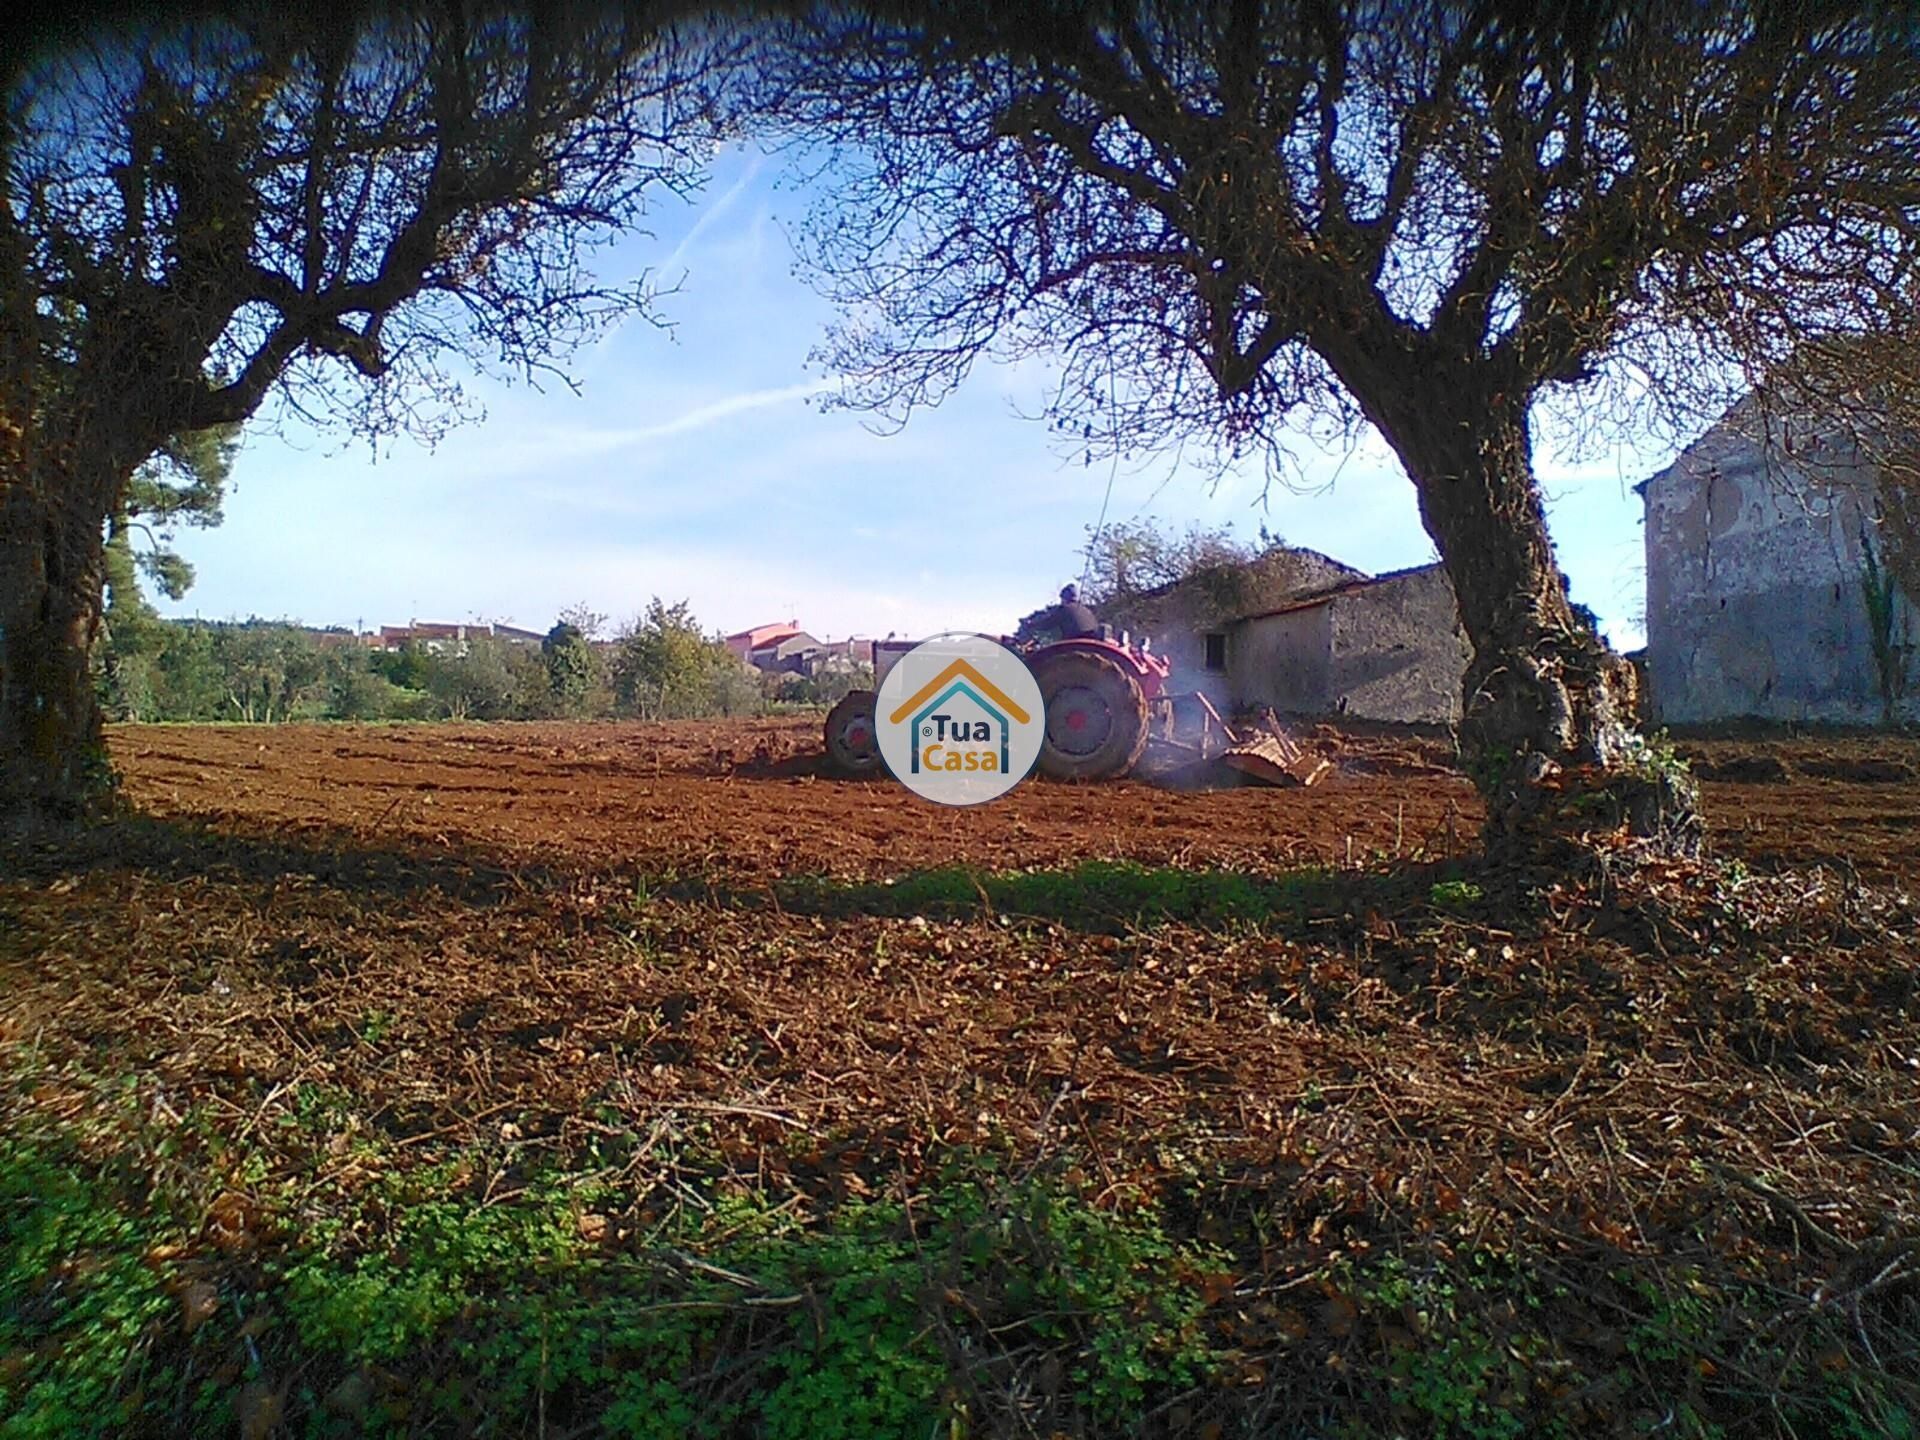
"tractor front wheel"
823,690,882,775
1034,650,1149,781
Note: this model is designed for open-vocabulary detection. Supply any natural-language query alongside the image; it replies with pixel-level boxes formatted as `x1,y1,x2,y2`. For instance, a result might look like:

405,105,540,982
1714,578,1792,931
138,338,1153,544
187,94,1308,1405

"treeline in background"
88,403,871,727
95,602,872,725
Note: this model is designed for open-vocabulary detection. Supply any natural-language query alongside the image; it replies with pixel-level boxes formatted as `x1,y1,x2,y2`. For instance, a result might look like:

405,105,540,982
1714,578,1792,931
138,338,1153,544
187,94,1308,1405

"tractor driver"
1049,584,1101,641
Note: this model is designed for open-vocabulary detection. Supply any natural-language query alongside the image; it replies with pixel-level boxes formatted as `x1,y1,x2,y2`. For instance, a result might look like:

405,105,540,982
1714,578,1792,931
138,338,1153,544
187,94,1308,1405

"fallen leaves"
179,1280,220,1335
204,1192,260,1254
2,720,1917,1438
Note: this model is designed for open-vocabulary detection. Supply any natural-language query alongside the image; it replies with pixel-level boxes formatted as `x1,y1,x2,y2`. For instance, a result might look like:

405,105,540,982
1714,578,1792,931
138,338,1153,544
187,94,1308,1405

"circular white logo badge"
875,634,1044,805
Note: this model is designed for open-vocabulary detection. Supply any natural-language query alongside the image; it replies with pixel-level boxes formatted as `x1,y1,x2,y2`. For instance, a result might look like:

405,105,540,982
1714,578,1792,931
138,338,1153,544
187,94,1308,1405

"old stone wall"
1120,612,1232,709
1228,602,1333,713
1104,547,1360,709
1324,566,1471,723
1227,565,1469,724
1643,411,1918,724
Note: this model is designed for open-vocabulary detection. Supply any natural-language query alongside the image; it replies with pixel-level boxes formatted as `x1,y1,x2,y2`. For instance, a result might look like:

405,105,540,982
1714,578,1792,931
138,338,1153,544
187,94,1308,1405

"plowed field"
4,718,1917,1437
105,716,1920,883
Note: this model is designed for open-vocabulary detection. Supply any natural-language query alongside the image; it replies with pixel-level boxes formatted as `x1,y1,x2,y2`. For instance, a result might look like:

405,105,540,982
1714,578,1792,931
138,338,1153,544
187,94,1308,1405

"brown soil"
1,717,1909,1234
1669,731,1920,884
104,717,1478,881
103,717,1920,885
3,718,1916,1437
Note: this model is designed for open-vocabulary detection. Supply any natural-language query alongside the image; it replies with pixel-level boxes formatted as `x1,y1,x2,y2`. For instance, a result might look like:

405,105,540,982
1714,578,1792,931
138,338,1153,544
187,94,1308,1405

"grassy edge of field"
6,1094,1914,1440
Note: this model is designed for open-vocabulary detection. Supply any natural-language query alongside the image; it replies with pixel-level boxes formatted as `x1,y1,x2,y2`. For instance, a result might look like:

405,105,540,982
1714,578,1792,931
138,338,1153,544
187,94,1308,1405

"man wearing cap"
1048,584,1101,641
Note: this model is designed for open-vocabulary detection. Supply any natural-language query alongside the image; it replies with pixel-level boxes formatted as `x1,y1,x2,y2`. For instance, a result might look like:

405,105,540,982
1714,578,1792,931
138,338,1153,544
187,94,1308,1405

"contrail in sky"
603,378,837,445
525,378,839,462
584,153,768,375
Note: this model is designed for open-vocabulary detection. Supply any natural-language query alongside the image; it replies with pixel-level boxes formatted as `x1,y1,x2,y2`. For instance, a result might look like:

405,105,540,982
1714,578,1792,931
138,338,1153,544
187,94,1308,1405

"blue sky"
160,146,1667,650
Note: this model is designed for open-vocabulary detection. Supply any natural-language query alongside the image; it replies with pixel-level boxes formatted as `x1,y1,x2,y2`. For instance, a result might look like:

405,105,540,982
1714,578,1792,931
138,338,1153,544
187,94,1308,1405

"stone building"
1102,546,1362,708
1106,549,1470,723
1640,400,1918,724
1227,564,1472,723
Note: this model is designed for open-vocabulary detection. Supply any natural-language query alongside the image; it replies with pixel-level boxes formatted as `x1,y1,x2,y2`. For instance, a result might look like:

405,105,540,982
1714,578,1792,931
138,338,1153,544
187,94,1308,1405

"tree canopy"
1,2,732,816
1078,518,1275,610
769,0,1920,853
9,5,727,445
781,1,1920,472
611,598,758,719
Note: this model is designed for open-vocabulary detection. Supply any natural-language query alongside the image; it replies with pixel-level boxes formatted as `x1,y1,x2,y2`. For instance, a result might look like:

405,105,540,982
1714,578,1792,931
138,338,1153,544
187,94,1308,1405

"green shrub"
2,1120,1225,1440
0,1135,176,1439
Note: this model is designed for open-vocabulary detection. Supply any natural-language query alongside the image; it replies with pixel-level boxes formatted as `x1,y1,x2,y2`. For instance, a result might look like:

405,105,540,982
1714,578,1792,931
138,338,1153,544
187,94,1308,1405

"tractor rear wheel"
823,690,882,774
1034,650,1149,781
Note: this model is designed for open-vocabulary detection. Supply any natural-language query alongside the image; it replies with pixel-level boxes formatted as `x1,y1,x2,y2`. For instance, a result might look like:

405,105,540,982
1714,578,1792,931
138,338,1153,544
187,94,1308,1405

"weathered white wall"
1107,548,1359,710
1136,618,1233,709
1229,603,1332,712
1643,408,1917,724
1325,566,1471,723
1228,565,1469,723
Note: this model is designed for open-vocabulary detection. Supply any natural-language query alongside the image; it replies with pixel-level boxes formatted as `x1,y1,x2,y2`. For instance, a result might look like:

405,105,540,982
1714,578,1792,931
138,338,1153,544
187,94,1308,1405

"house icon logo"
874,635,1044,805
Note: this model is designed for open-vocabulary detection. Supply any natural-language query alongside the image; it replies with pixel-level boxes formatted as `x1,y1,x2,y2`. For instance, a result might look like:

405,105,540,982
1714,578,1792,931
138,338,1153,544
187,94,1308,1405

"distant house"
1640,398,1919,724
379,621,468,654
724,620,872,676
801,638,875,676
373,620,542,655
748,632,822,675
725,620,803,662
1101,547,1468,722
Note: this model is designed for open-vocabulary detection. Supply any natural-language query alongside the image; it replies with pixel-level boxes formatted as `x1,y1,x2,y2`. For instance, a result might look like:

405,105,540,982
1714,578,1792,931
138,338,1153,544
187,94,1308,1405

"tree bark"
0,461,118,825
1356,371,1703,861
1,238,234,822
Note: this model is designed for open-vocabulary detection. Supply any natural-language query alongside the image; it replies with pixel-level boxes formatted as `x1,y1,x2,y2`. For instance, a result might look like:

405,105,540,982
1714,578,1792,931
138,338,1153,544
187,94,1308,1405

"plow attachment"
1220,729,1334,787
1147,698,1333,788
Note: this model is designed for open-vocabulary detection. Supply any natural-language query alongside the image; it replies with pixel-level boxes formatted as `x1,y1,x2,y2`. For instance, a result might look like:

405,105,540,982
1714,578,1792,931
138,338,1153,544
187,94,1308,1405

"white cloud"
660,154,764,276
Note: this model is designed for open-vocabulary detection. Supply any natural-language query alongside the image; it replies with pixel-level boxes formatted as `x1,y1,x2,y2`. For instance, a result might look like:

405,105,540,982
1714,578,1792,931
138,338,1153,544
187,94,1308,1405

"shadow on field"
0,811,559,903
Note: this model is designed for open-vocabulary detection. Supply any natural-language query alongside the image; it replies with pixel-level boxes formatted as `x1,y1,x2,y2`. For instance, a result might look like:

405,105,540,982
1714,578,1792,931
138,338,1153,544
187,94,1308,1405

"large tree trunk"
0,462,117,825
1364,379,1703,861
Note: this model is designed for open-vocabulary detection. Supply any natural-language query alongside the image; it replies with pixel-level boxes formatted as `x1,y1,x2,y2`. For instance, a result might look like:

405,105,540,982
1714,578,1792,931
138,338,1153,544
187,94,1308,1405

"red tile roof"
724,620,802,656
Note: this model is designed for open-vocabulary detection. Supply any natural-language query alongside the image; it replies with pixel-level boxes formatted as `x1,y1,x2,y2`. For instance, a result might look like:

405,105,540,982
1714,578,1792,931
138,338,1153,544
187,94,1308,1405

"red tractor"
824,632,1175,782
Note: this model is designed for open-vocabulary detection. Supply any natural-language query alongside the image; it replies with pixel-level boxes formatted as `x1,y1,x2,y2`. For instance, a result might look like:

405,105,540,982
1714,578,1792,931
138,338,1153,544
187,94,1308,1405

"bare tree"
0,2,729,819
771,1,1920,856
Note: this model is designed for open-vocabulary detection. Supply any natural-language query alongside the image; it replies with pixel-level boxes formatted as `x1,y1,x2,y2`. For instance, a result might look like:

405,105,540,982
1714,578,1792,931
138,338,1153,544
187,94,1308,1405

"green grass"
0,1132,177,1439
769,859,1343,931
0,1120,1222,1440
1429,878,1485,908
659,859,1501,937
1323,1250,1917,1440
7,1079,1916,1440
